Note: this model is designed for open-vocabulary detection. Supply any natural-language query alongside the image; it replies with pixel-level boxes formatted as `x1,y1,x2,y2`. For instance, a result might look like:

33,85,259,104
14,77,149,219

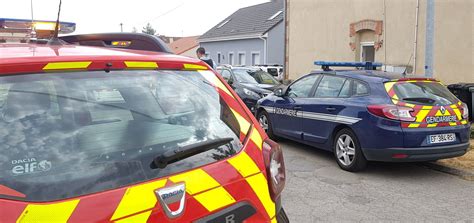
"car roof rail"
59,33,173,54
314,61,382,71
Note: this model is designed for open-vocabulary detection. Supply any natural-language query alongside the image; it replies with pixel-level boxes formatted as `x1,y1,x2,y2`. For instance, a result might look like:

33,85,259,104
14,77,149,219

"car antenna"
402,53,414,77
48,0,63,45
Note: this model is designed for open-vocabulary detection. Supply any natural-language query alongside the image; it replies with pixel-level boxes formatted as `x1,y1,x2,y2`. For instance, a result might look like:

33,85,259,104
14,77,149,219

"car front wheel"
333,128,367,172
257,110,276,139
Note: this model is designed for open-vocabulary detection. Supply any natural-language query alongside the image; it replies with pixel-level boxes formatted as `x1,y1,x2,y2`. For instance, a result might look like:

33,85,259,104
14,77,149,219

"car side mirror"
227,78,234,85
274,88,285,97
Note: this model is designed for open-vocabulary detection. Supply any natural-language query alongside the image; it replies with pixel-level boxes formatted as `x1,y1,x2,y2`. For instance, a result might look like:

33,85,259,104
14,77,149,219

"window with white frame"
251,53,260,65
228,53,234,65
238,53,246,65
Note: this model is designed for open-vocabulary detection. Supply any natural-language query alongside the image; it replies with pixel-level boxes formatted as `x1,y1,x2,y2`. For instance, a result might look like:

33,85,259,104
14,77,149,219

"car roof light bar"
0,18,75,34
314,61,383,71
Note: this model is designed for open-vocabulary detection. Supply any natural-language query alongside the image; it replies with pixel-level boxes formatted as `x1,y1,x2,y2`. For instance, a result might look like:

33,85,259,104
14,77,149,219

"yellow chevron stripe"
415,109,430,123
408,123,420,128
43,62,91,70
199,70,235,98
452,108,462,120
384,82,396,92
230,108,251,134
111,179,167,220
124,61,158,68
404,103,416,108
16,199,80,223
427,123,438,128
194,187,236,212
113,211,152,223
250,127,263,150
271,217,278,223
461,120,468,125
246,173,275,219
169,169,220,195
183,63,208,70
228,151,260,177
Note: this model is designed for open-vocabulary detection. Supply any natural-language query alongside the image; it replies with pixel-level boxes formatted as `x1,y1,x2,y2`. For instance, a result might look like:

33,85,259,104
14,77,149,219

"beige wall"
286,0,473,84
180,46,199,58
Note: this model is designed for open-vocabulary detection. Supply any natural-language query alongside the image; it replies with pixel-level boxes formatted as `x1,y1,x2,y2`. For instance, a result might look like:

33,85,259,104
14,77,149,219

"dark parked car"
256,61,470,172
217,66,281,112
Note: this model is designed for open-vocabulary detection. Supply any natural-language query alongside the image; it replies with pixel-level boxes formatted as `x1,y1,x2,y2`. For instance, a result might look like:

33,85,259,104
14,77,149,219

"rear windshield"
233,69,259,84
0,70,247,202
390,81,459,106
251,71,280,85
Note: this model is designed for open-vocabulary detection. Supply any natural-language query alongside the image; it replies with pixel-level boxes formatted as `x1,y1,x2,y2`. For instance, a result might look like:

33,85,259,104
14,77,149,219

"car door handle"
326,107,336,112
293,106,302,110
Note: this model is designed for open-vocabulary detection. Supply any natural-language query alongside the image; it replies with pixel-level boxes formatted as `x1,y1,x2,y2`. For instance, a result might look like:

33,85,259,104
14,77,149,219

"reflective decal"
124,61,159,69
425,115,457,124
43,62,91,70
274,108,299,117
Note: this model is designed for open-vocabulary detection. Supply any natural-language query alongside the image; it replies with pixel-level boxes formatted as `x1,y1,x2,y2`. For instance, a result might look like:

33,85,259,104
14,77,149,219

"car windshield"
233,69,259,84
391,81,459,105
0,70,247,202
252,71,280,85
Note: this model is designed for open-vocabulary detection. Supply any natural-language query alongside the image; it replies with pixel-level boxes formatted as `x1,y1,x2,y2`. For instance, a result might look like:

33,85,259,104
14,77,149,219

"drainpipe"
259,34,268,65
413,0,420,74
425,0,435,77
383,0,387,71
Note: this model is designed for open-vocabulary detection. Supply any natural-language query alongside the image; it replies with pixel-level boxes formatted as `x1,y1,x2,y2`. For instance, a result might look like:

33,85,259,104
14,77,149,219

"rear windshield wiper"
402,97,436,104
150,137,234,169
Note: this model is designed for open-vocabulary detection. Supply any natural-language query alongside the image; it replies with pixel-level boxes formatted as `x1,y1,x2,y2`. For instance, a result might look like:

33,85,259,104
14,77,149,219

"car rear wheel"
257,110,276,139
334,128,367,172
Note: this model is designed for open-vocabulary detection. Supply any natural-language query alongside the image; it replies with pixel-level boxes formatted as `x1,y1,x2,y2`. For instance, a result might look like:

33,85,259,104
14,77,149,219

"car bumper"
363,142,470,162
276,208,290,223
243,99,259,113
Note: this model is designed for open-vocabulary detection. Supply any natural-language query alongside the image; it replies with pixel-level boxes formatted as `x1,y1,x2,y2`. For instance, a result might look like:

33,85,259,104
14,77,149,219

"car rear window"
252,71,279,85
0,70,248,202
389,81,459,105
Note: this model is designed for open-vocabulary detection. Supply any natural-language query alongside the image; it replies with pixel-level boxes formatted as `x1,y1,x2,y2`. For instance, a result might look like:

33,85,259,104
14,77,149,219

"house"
199,0,285,66
284,0,472,84
158,35,181,44
168,36,199,58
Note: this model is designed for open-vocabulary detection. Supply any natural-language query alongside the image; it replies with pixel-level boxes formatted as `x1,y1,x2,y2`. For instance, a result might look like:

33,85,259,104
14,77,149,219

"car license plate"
427,133,456,144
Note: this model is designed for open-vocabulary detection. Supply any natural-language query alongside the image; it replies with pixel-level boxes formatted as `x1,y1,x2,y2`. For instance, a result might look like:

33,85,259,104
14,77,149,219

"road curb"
422,162,474,181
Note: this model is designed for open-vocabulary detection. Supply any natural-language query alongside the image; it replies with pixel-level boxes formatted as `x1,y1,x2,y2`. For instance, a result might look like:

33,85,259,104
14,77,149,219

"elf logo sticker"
11,158,52,176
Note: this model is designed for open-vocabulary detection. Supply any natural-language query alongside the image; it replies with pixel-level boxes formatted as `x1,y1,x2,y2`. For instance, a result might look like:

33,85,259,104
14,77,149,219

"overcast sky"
1,0,269,36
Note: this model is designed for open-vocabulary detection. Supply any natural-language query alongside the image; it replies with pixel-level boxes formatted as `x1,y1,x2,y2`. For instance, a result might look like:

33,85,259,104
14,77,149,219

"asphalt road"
278,138,474,222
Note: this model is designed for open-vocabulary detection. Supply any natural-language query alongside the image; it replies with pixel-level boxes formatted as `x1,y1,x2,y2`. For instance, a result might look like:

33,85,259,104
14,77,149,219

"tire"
257,110,276,139
333,128,367,172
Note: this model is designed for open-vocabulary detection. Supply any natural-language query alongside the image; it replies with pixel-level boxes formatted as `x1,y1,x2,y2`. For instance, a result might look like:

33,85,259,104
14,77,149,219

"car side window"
314,76,347,98
338,79,352,98
354,80,370,96
287,75,319,98
220,69,232,82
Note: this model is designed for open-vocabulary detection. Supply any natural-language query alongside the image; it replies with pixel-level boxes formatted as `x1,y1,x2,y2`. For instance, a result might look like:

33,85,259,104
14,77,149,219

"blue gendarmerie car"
256,61,471,172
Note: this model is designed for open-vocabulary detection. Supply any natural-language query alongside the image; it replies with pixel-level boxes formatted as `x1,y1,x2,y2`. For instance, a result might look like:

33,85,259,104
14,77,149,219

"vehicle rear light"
262,138,286,202
460,103,469,120
392,154,408,159
367,105,416,122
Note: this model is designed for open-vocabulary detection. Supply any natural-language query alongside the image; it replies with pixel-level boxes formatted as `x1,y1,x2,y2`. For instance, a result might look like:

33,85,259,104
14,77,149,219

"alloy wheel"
336,134,356,166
